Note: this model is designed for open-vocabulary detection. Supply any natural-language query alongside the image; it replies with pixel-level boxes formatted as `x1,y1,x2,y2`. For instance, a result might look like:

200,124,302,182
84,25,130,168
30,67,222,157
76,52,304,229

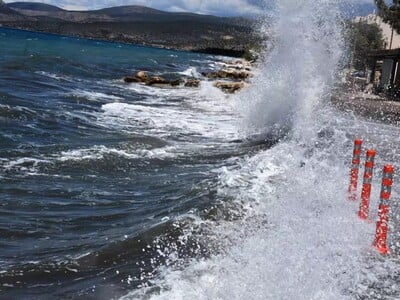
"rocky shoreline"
123,59,253,94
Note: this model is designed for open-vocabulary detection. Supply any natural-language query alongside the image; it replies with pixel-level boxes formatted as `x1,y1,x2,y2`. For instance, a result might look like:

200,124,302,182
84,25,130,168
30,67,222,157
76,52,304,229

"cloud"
4,0,263,16
3,0,378,16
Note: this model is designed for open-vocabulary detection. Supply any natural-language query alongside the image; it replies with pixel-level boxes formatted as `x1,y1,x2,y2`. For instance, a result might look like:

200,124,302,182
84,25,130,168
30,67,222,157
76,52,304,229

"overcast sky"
3,0,376,16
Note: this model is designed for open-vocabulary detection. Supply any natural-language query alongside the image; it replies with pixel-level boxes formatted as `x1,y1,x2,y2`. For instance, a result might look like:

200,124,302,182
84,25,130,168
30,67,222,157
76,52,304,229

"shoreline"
0,25,249,59
331,90,400,126
0,16,257,60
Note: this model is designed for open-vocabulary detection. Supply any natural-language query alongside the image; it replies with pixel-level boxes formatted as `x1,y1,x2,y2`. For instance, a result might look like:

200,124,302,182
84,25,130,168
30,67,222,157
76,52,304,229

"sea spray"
239,0,345,143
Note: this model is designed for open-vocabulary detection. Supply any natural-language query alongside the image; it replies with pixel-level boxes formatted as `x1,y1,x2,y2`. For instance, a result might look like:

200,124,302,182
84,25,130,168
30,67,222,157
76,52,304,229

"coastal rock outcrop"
136,71,149,81
123,76,141,83
124,71,182,87
214,81,246,93
184,78,201,87
202,69,250,80
123,58,252,93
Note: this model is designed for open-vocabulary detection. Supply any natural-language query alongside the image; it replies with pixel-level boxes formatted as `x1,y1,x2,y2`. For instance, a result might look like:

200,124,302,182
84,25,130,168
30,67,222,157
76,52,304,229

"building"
355,14,400,50
369,49,400,88
355,13,400,96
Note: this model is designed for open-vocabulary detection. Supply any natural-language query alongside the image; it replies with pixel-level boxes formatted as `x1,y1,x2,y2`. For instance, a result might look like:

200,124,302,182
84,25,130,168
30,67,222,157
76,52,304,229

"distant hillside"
0,2,259,58
5,2,112,22
0,0,26,21
7,2,64,12
4,2,238,23
91,5,227,23
94,5,164,17
0,0,17,14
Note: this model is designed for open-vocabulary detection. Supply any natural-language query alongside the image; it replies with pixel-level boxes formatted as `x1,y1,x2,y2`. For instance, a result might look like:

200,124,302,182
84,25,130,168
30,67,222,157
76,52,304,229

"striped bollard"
348,139,363,201
373,165,395,255
358,149,376,220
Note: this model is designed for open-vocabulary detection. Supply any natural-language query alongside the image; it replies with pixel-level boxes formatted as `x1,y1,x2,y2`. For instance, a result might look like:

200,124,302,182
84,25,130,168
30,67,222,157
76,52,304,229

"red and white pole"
348,139,363,201
373,165,395,255
358,149,376,220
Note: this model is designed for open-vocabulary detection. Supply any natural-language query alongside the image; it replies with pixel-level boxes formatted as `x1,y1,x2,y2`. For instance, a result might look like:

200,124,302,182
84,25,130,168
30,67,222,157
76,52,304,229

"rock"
225,69,251,79
123,70,149,84
123,76,140,83
170,79,182,86
214,81,246,93
146,76,168,86
123,70,196,88
136,71,149,82
203,69,250,80
223,60,252,71
146,76,183,87
184,79,201,87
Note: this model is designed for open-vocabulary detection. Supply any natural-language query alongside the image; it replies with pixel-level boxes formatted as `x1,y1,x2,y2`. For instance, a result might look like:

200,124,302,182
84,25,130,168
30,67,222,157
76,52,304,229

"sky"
3,0,377,16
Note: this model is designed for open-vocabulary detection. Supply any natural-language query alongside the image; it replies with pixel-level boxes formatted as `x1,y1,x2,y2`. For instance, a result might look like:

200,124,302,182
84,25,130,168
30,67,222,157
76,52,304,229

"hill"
4,2,236,23
0,0,16,14
0,0,25,21
0,2,258,57
7,2,64,12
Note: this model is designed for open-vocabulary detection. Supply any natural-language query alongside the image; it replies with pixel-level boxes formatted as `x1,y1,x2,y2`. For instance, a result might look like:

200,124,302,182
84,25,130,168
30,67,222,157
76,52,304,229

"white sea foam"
120,0,400,299
35,71,75,82
122,105,400,299
57,145,179,162
69,89,123,102
100,97,239,141
178,67,201,78
103,72,239,144
1,157,50,171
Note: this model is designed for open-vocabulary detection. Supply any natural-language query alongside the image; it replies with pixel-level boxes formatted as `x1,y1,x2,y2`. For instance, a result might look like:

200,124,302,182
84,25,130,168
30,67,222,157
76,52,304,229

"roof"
368,48,400,59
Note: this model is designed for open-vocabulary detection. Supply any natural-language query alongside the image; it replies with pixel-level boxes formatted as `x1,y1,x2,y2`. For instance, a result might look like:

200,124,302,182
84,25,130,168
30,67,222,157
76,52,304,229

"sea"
1,1,400,300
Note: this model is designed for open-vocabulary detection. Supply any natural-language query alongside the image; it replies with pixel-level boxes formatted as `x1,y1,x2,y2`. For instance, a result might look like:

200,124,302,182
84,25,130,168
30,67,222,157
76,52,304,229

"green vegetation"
349,22,384,70
375,0,400,33
242,42,263,61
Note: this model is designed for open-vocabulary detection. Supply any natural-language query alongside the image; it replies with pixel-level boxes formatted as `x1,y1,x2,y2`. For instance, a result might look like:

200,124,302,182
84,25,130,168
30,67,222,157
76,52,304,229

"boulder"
146,76,168,86
203,69,250,80
146,76,183,87
123,70,191,88
184,79,201,87
214,81,246,93
123,70,149,83
223,60,252,71
136,71,149,82
123,76,140,83
170,79,182,86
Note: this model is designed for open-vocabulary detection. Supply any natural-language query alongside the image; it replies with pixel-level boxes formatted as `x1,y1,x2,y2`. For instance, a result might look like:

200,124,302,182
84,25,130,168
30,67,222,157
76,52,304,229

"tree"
349,22,385,70
375,0,400,33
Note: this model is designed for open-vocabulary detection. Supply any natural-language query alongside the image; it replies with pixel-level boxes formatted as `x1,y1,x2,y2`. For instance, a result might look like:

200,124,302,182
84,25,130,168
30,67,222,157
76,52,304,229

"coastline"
0,18,257,59
331,90,400,126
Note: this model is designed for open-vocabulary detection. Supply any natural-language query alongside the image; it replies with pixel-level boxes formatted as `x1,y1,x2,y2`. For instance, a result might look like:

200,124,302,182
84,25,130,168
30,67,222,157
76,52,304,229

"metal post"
358,149,376,220
348,139,363,201
373,165,395,255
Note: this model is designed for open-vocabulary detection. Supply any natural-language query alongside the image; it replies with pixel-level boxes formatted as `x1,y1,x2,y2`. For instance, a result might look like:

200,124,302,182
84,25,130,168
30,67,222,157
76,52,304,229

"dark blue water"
0,27,256,299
